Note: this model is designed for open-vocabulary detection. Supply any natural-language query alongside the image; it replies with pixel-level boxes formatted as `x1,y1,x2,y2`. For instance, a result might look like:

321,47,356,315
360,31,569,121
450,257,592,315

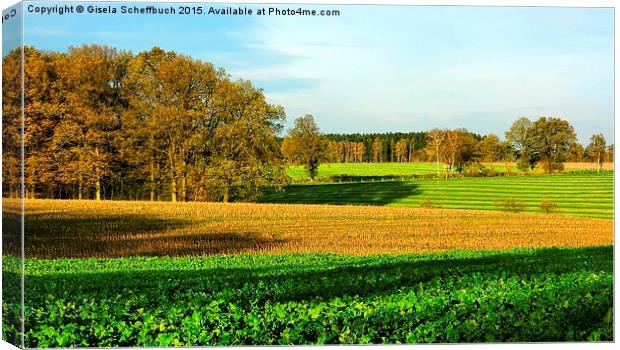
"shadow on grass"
18,246,613,345
25,246,612,306
260,180,421,206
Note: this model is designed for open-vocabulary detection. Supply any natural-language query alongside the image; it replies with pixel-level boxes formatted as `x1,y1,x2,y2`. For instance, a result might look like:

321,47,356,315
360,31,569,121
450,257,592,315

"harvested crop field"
4,199,613,259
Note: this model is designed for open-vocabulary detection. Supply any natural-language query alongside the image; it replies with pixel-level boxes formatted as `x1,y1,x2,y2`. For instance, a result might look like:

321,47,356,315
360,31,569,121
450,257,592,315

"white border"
0,0,617,349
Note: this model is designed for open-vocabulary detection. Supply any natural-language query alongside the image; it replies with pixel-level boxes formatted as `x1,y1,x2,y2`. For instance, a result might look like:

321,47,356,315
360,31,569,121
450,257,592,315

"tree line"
2,46,613,200
2,45,288,202
282,115,612,179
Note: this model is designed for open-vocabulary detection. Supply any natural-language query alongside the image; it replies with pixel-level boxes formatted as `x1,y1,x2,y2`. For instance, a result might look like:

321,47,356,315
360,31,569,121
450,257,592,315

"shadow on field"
26,246,612,306
22,214,287,259
2,209,22,256
260,181,421,206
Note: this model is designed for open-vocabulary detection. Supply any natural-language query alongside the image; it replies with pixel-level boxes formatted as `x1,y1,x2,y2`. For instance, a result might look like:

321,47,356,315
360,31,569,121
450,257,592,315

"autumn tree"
586,134,607,172
123,48,220,202
606,144,614,163
372,137,383,162
476,134,501,162
56,45,128,200
442,130,480,177
281,115,329,180
394,139,408,162
566,142,585,162
2,49,22,199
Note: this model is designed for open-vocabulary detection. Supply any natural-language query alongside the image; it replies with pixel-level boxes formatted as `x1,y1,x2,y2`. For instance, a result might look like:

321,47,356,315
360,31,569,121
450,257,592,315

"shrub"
540,199,559,214
495,197,526,213
481,167,498,177
419,199,442,209
540,157,565,174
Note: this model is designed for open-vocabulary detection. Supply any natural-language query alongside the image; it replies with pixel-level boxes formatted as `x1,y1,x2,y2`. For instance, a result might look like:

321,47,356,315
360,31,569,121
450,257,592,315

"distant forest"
2,45,613,202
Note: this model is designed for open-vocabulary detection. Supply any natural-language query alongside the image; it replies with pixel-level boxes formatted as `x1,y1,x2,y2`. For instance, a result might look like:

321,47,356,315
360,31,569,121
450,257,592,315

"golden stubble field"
2,199,612,259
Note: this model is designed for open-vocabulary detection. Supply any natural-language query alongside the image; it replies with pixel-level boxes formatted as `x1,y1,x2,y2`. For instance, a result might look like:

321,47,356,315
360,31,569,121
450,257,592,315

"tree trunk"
180,159,187,202
168,144,177,202
597,155,601,173
435,146,441,177
170,176,177,202
95,179,101,201
223,185,229,203
149,156,155,201
156,162,161,201
94,147,101,201
78,174,83,200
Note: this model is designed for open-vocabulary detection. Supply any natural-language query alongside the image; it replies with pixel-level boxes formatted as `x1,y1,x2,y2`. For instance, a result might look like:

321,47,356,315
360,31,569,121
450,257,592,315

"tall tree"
123,48,219,202
57,45,127,200
505,117,534,170
527,117,577,173
476,134,501,162
606,144,614,163
586,134,607,173
203,79,287,202
372,137,383,162
394,139,408,162
566,142,585,162
2,49,22,199
281,115,328,180
426,129,447,177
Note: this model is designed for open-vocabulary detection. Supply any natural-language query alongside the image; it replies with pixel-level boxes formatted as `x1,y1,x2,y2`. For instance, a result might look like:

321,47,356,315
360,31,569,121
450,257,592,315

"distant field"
2,198,610,258
287,162,613,180
262,172,613,219
287,162,442,179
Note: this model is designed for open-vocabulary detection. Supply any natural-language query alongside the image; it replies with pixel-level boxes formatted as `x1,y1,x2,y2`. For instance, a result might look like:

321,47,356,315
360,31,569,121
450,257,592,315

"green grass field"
263,172,613,219
287,162,444,179
287,162,612,180
10,246,612,346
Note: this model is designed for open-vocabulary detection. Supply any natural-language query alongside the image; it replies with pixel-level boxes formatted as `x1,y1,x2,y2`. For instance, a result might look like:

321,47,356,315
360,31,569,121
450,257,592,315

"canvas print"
1,0,615,347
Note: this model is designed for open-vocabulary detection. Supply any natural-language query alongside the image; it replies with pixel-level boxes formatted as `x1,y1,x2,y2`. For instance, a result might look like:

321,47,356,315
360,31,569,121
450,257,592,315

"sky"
10,1,616,143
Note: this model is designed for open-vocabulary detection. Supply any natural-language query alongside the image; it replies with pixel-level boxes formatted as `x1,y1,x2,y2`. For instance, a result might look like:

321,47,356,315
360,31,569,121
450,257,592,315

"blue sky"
15,1,615,143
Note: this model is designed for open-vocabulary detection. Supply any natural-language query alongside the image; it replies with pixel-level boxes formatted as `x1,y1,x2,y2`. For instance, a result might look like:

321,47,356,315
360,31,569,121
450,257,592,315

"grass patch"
262,172,613,219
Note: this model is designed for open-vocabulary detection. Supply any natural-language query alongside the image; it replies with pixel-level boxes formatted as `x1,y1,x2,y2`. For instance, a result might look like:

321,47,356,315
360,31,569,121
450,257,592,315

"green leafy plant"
12,246,613,347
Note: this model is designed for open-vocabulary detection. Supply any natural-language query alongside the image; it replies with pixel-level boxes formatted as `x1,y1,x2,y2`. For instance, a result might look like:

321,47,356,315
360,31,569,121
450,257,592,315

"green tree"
203,80,288,202
527,117,577,173
281,115,329,180
505,117,534,170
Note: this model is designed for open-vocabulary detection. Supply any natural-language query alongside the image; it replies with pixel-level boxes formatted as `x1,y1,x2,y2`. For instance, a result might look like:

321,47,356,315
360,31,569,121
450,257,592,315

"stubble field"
2,198,613,258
